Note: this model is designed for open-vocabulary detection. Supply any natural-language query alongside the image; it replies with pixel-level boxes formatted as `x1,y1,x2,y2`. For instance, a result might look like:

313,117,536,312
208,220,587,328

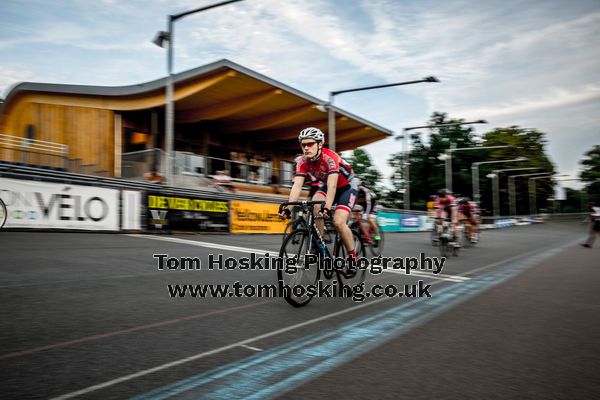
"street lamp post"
328,77,439,152
489,167,539,216
472,157,528,205
529,174,568,214
508,172,553,216
398,120,486,210
443,141,509,192
153,0,244,185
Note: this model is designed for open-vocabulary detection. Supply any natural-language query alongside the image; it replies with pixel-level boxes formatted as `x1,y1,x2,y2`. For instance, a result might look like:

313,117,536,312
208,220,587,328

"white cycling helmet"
298,127,324,142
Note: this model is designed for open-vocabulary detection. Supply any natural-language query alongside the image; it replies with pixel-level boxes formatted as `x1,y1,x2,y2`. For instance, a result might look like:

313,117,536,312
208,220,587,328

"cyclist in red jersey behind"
434,188,459,246
458,197,480,243
279,127,358,260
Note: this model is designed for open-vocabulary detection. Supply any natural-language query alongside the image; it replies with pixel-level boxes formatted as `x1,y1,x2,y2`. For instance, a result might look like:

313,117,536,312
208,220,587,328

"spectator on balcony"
144,168,164,184
238,153,249,181
249,155,263,182
213,170,235,193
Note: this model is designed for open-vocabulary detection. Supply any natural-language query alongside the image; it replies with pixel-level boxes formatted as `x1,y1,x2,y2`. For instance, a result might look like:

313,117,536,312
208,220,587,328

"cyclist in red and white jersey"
434,188,459,244
279,127,358,260
458,197,480,243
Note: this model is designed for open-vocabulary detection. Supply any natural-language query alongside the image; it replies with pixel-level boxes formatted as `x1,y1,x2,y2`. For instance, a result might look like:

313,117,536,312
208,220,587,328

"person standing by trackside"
581,202,600,248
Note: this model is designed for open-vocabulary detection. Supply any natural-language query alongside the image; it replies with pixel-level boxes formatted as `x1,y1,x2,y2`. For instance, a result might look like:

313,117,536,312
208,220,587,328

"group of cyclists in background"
429,189,481,250
279,126,481,261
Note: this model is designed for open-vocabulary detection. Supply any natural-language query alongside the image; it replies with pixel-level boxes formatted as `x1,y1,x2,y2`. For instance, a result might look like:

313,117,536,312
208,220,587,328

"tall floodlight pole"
529,174,569,214
398,120,486,210
472,157,528,205
508,172,552,216
153,0,244,185
489,167,539,216
443,141,509,192
328,77,439,152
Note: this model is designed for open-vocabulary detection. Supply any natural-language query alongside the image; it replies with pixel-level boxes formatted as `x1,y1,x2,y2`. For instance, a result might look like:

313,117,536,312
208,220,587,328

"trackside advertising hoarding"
230,201,288,233
0,177,119,230
145,192,229,231
376,211,432,232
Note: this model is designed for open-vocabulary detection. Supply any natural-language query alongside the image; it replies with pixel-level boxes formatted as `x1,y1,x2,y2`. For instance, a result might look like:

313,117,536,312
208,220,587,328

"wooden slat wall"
1,102,115,174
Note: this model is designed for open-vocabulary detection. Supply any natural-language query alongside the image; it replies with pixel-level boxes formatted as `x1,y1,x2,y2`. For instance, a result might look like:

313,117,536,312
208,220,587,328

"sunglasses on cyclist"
301,141,318,148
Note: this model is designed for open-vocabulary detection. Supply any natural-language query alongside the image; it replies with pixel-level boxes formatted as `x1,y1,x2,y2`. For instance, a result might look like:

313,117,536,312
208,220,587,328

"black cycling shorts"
314,184,357,213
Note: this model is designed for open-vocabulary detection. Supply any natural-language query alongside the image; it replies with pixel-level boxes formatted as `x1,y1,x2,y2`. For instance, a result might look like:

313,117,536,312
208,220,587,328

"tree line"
347,112,599,215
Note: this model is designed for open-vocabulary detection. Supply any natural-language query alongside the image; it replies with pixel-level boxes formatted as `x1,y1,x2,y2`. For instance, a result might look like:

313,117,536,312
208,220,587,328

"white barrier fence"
0,177,119,230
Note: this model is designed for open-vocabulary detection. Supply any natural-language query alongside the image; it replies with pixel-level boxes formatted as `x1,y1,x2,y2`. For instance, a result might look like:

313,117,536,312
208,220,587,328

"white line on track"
51,235,578,400
239,344,263,352
50,292,401,400
125,234,469,283
125,234,279,255
384,269,469,282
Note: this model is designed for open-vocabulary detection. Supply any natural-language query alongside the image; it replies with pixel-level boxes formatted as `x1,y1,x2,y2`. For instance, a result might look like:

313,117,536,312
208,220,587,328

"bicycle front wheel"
439,236,449,258
282,220,296,241
430,228,439,246
277,229,321,307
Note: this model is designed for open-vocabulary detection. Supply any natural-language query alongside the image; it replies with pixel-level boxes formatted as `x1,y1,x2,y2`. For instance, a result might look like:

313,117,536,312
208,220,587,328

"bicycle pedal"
341,266,357,279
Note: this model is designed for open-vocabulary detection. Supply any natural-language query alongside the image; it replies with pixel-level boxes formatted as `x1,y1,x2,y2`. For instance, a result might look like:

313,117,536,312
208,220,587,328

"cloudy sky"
1,0,598,189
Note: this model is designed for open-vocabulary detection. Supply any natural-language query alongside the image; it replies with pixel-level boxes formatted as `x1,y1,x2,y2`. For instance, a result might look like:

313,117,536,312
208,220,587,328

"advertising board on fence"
376,211,432,232
145,193,229,231
230,201,287,233
376,211,402,232
400,213,421,232
0,177,119,230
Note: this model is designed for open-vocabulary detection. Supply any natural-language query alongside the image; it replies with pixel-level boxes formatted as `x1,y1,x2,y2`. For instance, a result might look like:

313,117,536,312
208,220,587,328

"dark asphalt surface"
0,221,597,399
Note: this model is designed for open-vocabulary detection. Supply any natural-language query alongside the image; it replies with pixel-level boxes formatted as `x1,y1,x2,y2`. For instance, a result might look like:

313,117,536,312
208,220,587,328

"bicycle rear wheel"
0,199,6,229
369,227,384,257
278,229,321,307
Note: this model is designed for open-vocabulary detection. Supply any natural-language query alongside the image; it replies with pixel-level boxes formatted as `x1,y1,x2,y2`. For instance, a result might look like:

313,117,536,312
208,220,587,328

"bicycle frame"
280,200,332,262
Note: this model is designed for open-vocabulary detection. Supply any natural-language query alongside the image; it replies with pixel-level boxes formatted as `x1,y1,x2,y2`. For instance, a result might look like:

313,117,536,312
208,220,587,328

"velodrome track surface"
1,221,598,399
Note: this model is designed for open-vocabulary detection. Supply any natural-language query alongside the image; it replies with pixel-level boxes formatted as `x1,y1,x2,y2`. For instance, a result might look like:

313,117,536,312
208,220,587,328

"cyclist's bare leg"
465,219,473,240
333,208,354,255
471,217,479,240
312,192,326,236
368,215,380,237
451,208,459,241
359,214,372,241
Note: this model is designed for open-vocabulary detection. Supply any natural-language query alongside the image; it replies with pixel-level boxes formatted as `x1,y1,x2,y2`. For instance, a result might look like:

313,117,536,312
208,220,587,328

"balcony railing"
0,133,68,170
121,148,295,188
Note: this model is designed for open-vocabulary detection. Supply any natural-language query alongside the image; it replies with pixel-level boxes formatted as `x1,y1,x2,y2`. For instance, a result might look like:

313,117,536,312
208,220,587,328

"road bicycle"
348,207,385,257
0,198,6,229
282,209,335,245
435,217,459,257
278,200,365,307
458,220,472,248
459,219,481,248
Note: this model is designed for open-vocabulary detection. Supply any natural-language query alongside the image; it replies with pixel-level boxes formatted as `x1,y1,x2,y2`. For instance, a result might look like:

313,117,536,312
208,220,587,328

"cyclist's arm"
325,173,339,210
288,175,305,203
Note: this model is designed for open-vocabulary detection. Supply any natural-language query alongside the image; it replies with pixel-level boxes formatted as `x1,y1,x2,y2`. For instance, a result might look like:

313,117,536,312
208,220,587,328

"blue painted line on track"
131,239,581,400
